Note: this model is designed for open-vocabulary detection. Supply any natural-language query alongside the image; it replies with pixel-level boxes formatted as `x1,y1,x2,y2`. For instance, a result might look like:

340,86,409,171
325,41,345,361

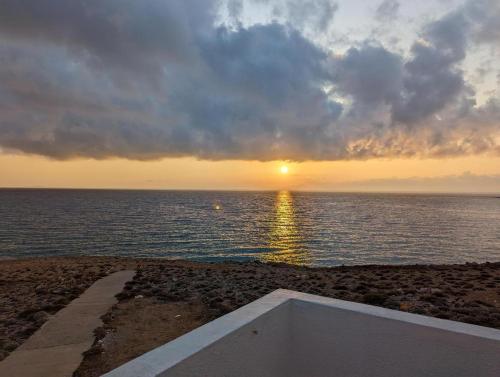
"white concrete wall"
162,301,293,377
289,298,500,377
104,290,294,377
104,289,500,377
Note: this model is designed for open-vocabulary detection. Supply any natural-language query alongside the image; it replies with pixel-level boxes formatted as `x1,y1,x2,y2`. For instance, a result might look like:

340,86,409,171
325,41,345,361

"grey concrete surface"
105,289,500,377
0,270,135,377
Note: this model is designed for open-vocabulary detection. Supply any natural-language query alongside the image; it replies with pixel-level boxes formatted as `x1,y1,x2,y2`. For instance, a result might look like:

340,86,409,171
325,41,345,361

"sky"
0,0,499,192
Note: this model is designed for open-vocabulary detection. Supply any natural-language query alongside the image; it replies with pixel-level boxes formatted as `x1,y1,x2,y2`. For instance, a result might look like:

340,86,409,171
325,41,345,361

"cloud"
251,0,338,33
375,0,400,22
227,0,244,22
332,44,403,110
0,19,343,160
391,9,470,125
284,0,338,33
337,172,500,193
465,0,500,44
0,0,498,161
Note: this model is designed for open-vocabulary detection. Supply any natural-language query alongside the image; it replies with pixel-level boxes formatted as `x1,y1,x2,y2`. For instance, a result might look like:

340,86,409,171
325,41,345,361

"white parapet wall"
104,289,500,377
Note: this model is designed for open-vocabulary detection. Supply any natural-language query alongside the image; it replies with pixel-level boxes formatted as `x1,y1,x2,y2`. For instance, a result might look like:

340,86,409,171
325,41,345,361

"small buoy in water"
214,204,221,210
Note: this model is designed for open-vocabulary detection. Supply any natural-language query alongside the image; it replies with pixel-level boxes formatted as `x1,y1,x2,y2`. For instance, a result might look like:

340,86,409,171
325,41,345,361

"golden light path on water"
262,190,310,265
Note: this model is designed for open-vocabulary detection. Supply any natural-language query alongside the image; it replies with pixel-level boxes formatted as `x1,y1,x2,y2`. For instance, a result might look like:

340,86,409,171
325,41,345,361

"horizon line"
0,186,498,196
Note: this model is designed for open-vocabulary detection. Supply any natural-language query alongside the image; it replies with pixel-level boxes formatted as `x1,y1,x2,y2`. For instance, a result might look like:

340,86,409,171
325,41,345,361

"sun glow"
280,165,289,174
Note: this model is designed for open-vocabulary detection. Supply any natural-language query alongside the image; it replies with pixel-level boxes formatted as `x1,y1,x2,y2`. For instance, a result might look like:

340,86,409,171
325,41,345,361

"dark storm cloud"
0,0,215,82
0,13,343,160
332,44,403,110
391,9,470,125
0,0,499,161
334,2,497,132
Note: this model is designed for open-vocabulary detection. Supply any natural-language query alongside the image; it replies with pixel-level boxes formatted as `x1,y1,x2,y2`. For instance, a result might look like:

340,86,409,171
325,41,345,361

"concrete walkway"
0,270,135,377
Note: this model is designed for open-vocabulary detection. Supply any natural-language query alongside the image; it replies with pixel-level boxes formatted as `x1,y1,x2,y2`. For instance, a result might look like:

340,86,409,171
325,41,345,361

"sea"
1,189,499,266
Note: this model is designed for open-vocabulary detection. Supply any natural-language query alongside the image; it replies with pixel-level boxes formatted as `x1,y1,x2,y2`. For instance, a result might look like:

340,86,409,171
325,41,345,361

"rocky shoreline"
1,257,499,376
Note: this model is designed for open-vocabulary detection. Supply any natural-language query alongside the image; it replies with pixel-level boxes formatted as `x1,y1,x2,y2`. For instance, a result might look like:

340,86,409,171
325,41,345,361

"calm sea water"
0,189,499,266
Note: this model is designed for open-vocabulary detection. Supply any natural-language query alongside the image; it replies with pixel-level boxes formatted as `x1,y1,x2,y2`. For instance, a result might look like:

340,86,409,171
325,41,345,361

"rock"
83,343,103,356
93,327,107,340
362,293,388,306
4,341,18,352
32,311,49,325
35,285,47,294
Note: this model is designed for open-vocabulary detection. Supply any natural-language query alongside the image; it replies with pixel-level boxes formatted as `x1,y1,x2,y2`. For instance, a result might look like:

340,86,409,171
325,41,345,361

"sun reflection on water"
262,191,309,265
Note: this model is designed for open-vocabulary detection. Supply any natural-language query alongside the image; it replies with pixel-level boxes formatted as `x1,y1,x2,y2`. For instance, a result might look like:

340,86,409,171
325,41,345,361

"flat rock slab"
0,270,135,377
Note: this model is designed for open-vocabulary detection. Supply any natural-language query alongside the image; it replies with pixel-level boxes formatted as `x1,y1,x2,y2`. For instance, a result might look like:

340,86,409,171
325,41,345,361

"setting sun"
280,165,289,175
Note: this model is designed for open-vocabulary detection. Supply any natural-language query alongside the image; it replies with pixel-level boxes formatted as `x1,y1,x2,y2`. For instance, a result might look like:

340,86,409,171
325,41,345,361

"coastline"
1,256,499,376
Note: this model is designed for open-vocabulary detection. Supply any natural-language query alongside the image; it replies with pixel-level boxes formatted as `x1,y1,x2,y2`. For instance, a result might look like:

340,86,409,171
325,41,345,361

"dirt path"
0,270,135,377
